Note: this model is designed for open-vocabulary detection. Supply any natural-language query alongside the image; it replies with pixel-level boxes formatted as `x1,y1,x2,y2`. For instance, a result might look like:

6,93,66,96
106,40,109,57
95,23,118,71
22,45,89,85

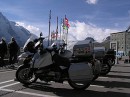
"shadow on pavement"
92,80,130,89
105,74,130,79
114,65,130,67
24,82,130,97
110,70,130,74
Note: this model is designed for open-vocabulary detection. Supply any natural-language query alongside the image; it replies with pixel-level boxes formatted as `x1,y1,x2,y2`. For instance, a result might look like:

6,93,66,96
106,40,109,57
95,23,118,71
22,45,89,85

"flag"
65,17,70,28
51,32,58,39
63,17,70,30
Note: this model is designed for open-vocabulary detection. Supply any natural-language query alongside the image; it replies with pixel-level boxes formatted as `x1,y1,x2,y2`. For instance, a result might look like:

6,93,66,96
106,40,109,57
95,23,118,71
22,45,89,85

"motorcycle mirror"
40,32,43,37
38,37,45,41
63,43,67,46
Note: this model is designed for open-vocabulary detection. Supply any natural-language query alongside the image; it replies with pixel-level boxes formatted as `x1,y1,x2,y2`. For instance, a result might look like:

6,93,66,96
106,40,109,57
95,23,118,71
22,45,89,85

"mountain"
0,12,31,46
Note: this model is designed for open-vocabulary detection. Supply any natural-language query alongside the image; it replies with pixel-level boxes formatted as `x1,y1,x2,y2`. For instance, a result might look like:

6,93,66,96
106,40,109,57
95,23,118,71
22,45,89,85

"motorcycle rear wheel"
92,74,99,81
68,79,91,90
16,66,37,85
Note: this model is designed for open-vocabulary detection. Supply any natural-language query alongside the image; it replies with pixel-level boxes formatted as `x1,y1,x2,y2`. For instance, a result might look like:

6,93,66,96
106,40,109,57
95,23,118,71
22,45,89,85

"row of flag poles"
48,10,70,46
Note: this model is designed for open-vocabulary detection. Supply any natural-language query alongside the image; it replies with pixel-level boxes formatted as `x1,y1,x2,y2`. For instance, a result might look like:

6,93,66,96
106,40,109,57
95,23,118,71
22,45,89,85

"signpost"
110,41,119,64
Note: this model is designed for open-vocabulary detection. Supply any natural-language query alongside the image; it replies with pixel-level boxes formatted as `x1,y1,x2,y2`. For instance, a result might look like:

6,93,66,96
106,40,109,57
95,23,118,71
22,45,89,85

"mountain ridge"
0,12,31,46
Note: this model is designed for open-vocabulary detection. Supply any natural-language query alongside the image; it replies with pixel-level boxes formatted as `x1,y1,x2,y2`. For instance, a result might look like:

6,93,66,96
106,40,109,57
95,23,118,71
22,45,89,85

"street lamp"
124,31,126,56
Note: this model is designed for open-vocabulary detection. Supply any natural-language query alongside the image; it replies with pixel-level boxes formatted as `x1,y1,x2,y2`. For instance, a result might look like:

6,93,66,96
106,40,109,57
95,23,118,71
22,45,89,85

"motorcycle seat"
46,47,54,53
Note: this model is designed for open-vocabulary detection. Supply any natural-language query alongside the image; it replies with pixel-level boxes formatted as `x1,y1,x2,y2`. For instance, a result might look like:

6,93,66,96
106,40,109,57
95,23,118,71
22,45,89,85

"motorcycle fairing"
17,51,34,66
33,51,54,68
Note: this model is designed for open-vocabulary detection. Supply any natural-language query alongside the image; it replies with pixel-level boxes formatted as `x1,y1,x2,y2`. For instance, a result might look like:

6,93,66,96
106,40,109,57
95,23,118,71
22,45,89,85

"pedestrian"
8,37,19,68
0,37,7,67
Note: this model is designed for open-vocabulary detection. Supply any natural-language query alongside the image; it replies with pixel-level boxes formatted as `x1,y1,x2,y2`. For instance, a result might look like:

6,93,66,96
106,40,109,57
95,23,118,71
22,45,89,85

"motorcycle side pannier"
69,62,93,82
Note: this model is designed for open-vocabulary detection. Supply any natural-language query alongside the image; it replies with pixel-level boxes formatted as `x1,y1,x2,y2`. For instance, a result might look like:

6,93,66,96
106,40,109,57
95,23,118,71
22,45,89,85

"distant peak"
0,12,9,23
0,12,4,16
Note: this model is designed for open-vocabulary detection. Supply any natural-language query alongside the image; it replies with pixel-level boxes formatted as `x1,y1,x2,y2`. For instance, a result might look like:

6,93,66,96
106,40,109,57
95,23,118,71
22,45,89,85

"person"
8,37,19,67
0,37,7,67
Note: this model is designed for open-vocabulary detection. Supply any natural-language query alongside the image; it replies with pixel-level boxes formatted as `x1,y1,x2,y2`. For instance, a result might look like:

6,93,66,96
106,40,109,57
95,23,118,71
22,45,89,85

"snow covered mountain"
0,12,31,46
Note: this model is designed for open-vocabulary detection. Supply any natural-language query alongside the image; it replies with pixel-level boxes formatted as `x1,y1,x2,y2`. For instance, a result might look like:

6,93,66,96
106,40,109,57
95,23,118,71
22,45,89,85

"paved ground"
0,61,130,97
0,64,18,72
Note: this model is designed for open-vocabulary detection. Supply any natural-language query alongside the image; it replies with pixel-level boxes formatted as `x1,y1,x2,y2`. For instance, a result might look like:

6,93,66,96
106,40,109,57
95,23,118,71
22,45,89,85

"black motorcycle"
16,36,94,90
100,49,115,75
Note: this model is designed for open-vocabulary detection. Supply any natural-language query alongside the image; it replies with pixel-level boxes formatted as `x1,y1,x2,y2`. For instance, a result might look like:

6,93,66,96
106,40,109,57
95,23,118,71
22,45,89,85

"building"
110,31,130,56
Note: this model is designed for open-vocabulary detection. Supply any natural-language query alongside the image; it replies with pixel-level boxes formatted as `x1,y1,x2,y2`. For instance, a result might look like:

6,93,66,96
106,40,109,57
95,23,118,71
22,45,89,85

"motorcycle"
93,48,116,76
46,40,101,81
16,36,95,90
105,49,115,66
95,49,115,76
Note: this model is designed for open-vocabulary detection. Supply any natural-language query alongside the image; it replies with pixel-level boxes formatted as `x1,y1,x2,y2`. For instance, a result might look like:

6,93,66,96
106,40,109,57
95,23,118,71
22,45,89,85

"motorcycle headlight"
17,58,25,65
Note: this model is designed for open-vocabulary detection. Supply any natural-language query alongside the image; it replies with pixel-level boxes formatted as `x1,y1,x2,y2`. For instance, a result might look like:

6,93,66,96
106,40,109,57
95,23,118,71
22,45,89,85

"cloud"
16,21,119,43
85,0,98,4
68,21,119,42
16,22,41,36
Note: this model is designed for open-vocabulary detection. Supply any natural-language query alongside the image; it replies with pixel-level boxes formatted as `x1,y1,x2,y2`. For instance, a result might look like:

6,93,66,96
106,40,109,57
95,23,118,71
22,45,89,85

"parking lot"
0,61,130,97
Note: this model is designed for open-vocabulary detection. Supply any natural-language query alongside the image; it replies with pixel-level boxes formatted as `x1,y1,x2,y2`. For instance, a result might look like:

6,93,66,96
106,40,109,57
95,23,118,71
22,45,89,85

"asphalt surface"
0,61,130,97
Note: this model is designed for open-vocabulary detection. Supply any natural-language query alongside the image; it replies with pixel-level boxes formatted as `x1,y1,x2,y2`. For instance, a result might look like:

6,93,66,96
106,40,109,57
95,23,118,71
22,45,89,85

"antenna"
125,25,130,32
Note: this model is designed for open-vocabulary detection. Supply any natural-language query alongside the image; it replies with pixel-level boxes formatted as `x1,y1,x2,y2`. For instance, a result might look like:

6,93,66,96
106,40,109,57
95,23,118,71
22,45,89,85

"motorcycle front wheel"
108,59,115,66
68,79,91,90
16,66,37,85
100,63,111,76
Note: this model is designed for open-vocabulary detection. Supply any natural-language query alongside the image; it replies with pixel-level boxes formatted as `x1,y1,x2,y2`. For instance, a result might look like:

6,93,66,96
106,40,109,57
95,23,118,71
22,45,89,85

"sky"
0,0,130,42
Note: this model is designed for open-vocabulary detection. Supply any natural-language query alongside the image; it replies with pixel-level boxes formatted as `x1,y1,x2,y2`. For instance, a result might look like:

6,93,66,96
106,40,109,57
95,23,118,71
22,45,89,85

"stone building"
110,31,130,56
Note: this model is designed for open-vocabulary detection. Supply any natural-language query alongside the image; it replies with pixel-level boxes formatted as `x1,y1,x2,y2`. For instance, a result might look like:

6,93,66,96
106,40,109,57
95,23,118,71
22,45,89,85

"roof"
111,31,130,34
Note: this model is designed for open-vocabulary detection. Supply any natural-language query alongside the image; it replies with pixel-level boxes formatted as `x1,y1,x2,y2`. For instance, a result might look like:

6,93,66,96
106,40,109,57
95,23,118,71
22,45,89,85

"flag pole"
62,18,65,42
51,31,52,44
48,10,51,46
65,15,68,50
56,16,58,41
60,18,62,41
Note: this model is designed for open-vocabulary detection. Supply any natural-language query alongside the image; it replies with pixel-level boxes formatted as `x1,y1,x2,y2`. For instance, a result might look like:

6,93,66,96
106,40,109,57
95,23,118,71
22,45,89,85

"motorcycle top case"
73,40,93,58
94,47,105,59
68,62,93,82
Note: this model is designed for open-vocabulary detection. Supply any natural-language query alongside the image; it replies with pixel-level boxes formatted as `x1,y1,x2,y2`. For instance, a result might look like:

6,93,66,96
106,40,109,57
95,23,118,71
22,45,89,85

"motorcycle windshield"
34,41,40,48
23,34,38,50
51,40,65,48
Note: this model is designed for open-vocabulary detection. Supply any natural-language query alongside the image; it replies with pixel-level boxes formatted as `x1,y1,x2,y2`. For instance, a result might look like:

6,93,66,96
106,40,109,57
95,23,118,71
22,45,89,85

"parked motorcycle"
94,49,115,76
16,35,95,90
105,49,115,66
51,40,101,81
93,48,116,76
